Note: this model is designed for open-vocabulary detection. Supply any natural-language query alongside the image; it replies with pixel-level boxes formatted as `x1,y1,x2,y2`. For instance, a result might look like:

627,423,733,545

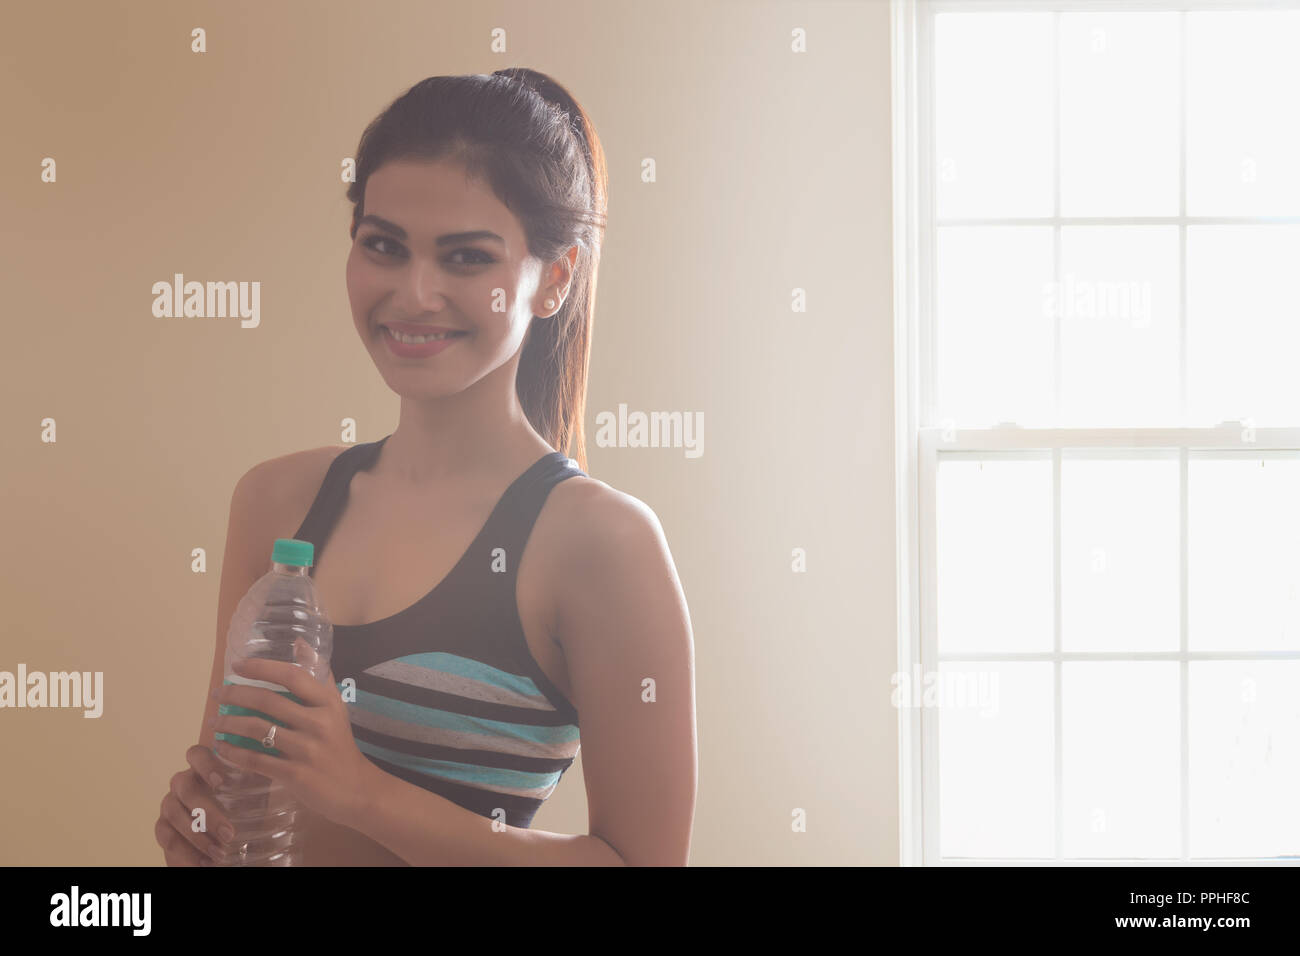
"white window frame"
892,0,1300,866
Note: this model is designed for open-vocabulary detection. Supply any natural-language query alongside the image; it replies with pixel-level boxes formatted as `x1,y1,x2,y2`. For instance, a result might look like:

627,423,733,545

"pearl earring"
544,298,555,310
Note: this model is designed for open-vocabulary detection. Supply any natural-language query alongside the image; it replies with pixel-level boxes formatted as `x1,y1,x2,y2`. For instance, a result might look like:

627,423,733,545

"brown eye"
448,249,495,266
362,235,402,257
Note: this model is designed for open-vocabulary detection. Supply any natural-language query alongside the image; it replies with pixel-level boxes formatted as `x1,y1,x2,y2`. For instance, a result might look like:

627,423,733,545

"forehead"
363,158,522,245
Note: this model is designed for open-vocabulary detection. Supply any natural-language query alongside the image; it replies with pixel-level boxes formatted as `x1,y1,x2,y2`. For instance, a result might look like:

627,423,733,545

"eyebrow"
356,215,504,246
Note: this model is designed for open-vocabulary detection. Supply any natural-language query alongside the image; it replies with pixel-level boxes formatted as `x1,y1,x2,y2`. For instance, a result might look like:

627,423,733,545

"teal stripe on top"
354,738,564,791
354,687,580,746
386,651,550,699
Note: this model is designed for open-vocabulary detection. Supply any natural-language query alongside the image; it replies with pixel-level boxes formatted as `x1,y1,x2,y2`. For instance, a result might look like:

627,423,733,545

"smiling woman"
343,70,609,461
154,69,697,868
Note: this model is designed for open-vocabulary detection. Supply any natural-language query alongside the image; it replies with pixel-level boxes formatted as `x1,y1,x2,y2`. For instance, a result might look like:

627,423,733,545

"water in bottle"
209,537,333,866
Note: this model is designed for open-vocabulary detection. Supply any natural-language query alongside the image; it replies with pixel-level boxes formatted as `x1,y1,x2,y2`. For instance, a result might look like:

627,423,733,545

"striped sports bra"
291,434,584,830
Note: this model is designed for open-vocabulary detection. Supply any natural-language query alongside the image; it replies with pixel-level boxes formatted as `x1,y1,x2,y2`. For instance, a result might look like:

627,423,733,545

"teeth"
385,326,460,344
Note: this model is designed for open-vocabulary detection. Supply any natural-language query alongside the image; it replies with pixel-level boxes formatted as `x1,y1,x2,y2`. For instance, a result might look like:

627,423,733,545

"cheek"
484,285,527,326
469,277,509,318
345,249,382,310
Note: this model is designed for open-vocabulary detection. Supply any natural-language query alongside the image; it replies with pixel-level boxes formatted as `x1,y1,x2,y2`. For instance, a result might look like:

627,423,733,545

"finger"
212,714,297,758
159,792,226,864
214,739,291,785
169,768,239,850
155,817,205,867
230,657,332,707
186,743,235,790
216,681,313,731
162,784,226,860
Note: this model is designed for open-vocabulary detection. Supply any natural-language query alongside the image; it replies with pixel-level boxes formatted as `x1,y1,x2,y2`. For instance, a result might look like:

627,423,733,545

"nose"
397,256,448,313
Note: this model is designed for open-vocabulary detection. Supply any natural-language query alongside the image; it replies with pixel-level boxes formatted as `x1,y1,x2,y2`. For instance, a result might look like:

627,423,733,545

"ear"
534,244,579,317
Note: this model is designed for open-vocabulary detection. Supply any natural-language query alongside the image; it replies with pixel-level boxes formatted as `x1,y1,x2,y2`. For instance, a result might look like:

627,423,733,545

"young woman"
153,69,697,866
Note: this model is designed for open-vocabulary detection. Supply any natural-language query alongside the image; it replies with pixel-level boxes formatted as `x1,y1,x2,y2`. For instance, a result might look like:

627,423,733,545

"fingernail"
208,772,223,789
219,824,235,843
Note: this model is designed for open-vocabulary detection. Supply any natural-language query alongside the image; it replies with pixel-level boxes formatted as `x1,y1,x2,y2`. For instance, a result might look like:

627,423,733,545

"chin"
380,373,460,396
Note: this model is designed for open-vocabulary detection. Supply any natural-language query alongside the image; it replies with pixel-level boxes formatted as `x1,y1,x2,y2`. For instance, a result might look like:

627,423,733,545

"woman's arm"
341,481,698,865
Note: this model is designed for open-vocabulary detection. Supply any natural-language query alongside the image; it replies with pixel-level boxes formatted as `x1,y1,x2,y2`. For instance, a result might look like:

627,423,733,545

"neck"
378,359,552,486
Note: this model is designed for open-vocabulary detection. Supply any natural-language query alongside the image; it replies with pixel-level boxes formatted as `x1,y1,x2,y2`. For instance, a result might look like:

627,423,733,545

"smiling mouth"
380,325,469,344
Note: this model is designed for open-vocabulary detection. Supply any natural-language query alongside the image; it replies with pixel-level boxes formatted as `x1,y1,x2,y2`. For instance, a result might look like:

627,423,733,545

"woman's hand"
209,657,374,829
154,745,239,866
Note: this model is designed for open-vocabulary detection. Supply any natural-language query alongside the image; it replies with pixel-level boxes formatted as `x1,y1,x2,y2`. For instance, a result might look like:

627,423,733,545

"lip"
380,323,467,358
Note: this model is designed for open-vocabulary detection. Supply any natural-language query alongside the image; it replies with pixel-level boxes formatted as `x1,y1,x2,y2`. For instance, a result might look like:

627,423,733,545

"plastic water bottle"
210,538,333,866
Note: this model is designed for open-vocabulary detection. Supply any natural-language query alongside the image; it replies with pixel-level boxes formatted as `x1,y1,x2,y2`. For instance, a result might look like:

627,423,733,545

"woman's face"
346,157,566,399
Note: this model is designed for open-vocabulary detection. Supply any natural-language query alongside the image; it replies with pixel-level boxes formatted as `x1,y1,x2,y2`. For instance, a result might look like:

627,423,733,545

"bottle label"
215,675,305,757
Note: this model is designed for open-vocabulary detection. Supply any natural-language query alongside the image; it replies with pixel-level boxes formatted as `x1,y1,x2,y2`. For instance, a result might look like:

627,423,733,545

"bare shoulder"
215,444,354,650
537,474,680,643
235,443,351,531
541,473,668,559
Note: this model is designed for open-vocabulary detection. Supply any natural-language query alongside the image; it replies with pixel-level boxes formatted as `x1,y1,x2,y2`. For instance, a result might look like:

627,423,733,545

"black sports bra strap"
292,439,383,562
496,453,586,547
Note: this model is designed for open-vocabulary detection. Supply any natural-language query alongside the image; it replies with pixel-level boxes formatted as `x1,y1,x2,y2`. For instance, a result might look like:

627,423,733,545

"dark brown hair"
346,70,608,471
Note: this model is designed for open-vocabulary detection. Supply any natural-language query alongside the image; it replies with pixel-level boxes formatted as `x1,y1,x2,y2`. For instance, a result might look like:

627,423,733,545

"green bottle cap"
271,538,314,567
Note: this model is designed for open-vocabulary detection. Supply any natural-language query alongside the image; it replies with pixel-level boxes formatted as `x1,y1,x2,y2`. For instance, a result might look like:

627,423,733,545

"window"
893,0,1300,864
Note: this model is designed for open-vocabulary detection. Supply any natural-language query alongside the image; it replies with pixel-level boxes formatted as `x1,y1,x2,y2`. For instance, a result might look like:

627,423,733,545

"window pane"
1061,455,1180,653
1189,456,1300,652
1063,662,1180,858
1058,226,1180,426
1187,225,1300,425
1190,662,1300,858
935,13,1054,218
940,662,1054,858
937,456,1053,654
1060,13,1180,217
937,226,1054,427
1188,12,1300,216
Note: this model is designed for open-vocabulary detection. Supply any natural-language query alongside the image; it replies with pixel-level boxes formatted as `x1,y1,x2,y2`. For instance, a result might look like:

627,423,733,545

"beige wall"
0,0,896,865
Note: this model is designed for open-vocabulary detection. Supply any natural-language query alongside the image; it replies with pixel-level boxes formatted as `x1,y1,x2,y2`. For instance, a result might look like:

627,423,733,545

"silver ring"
262,724,278,749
